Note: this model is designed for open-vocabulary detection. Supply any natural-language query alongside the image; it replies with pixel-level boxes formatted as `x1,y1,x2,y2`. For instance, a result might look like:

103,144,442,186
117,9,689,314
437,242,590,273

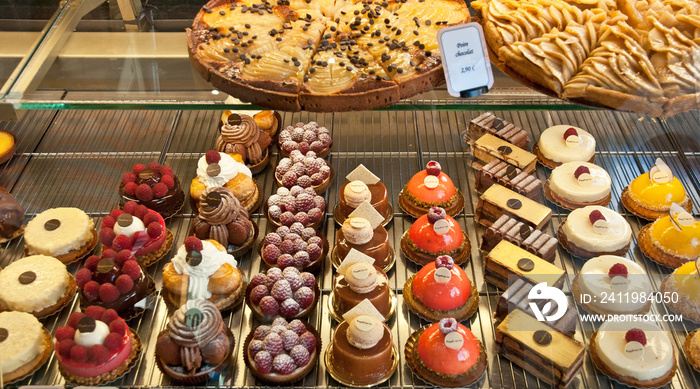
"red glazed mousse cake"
401,206,470,265
99,201,173,267
399,161,463,217
55,307,140,385
336,217,392,270
407,318,487,387
404,256,479,322
119,162,185,219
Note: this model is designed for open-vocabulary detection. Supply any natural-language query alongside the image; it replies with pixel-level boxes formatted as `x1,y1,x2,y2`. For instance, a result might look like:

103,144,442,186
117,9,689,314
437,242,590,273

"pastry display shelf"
0,103,699,389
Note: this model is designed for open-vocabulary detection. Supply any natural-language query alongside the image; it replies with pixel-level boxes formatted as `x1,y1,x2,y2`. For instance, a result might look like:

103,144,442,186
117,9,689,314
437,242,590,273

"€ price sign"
437,22,494,98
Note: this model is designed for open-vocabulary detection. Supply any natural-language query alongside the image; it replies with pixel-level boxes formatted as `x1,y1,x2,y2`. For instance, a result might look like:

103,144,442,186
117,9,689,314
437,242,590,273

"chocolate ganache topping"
0,187,24,239
193,187,253,246
216,115,270,164
168,299,228,372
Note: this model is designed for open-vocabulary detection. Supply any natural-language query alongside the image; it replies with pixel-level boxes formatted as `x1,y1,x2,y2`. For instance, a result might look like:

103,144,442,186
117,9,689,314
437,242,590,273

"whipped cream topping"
344,181,372,208
342,217,374,245
562,206,632,252
537,125,596,163
74,320,110,347
578,255,651,313
597,317,674,381
0,311,45,374
549,162,611,202
172,240,237,300
196,152,252,190
346,316,384,349
113,215,145,238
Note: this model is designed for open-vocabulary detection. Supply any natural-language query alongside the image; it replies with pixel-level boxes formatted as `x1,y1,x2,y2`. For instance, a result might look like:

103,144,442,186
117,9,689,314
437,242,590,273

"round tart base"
400,230,471,266
243,321,321,384
325,341,398,387
156,327,235,384
163,279,247,314
333,201,394,227
327,288,397,323
684,331,700,373
544,181,611,210
280,145,331,159
660,275,700,323
589,330,676,389
0,225,25,244
258,232,329,274
135,229,174,268
398,189,465,219
1,274,78,319
26,227,98,265
404,324,487,388
2,328,53,384
620,186,693,222
556,222,630,260
265,202,324,231
274,165,334,196
79,275,157,321
245,282,320,323
403,276,479,322
330,245,395,273
571,275,651,316
533,143,595,170
59,328,142,386
638,223,694,269
247,147,271,175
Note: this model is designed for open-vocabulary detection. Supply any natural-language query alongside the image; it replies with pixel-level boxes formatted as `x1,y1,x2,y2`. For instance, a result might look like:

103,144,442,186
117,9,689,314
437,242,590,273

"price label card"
437,23,494,98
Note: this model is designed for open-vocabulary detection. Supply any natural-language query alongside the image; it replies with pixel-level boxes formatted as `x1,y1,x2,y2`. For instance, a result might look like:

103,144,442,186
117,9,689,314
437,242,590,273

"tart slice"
401,206,470,265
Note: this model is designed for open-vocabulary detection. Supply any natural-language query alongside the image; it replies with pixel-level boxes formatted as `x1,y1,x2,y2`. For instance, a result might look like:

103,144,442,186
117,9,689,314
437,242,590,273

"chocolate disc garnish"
97,258,115,273
519,224,532,239
0,328,8,342
505,165,518,179
517,258,535,272
18,271,36,285
44,219,61,231
207,163,221,177
533,330,552,346
138,168,155,180
185,308,203,328
492,118,505,130
187,250,203,267
227,113,242,126
506,198,522,210
205,191,222,207
78,316,96,333
497,145,512,155
117,213,133,227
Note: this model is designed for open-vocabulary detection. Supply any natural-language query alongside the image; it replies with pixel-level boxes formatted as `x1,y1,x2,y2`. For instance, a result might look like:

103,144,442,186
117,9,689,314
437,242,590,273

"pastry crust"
400,230,471,266
544,181,611,210
2,328,52,384
533,143,595,169
398,189,465,219
162,264,246,313
136,229,174,268
684,331,700,373
25,227,98,265
403,276,479,322
572,275,651,316
621,186,693,221
660,274,700,324
638,223,689,269
557,222,630,260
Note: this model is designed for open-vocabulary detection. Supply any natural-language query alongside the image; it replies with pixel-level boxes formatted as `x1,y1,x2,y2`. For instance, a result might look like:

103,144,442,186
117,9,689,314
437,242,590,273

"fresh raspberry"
99,228,116,246
273,354,297,374
279,240,295,255
304,187,316,196
319,165,331,179
264,233,282,246
147,162,161,172
574,165,591,179
304,158,324,175
427,206,447,223
85,305,106,319
299,227,315,240
116,250,133,265
291,163,306,177
291,128,304,142
123,201,138,215
89,345,110,365
295,193,315,213
121,260,142,280
426,161,441,176
279,298,301,318
132,164,146,174
205,150,221,164
300,331,316,353
253,325,271,340
262,245,281,264
146,222,162,238
250,285,269,305
310,141,325,154
589,210,607,224
306,244,322,262
268,205,282,220
134,205,149,220
280,171,298,187
279,211,296,226
55,326,76,342
249,339,264,357
83,281,100,301
290,344,310,367
625,329,647,346
281,140,297,154
294,287,314,309
609,263,629,279
70,345,89,363
293,251,310,269
277,254,294,269
99,284,119,302
75,268,92,288
161,174,175,189
101,309,119,325
254,350,273,374
272,317,289,327
319,133,332,147
302,130,317,144
263,332,284,356
115,274,134,293
308,236,323,246
313,195,326,210
297,141,310,155
152,183,168,198
294,212,309,226
259,296,279,317
184,236,204,252
142,212,160,226
121,171,136,185
101,215,116,229
278,158,294,172
249,273,269,288
109,319,127,335
439,318,458,334
307,208,323,224
297,175,312,188
300,272,315,288
161,165,174,177
435,255,454,270
283,266,300,278
57,339,75,358
123,182,137,196
112,235,132,251
281,329,300,351
67,312,85,329
279,196,296,213
104,333,123,351
110,209,124,220
271,280,293,301
563,127,578,139
287,319,306,336
292,238,306,253
267,268,284,283
135,184,153,202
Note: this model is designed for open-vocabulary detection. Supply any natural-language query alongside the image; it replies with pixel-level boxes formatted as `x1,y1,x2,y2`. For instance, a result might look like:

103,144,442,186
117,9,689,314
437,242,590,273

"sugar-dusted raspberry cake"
275,150,332,194
260,222,328,273
278,122,333,158
266,186,326,229
246,267,318,322
119,162,185,219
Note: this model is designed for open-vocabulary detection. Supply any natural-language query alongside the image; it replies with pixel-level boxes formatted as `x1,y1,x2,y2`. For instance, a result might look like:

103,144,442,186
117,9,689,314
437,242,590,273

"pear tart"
472,0,700,117
188,0,470,111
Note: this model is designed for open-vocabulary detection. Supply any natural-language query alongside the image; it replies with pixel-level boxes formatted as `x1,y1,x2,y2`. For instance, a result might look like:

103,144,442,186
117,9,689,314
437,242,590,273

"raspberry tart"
398,161,464,218
533,125,596,169
405,318,487,387
544,161,612,210
99,201,173,267
24,207,97,264
557,206,632,260
190,150,261,213
0,186,24,243
404,256,479,322
266,186,326,229
76,250,156,320
622,158,693,220
334,216,393,271
259,223,329,273
278,122,332,158
216,112,272,174
0,311,52,384
275,150,332,195
245,267,319,323
661,262,700,323
401,206,470,266
55,307,141,385
155,299,234,383
244,317,320,384
638,204,700,268
118,162,185,220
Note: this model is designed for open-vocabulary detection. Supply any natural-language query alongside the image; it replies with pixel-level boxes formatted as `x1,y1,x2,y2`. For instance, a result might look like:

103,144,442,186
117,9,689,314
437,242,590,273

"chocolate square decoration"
349,200,384,230
346,164,381,185
342,298,386,323
337,248,376,276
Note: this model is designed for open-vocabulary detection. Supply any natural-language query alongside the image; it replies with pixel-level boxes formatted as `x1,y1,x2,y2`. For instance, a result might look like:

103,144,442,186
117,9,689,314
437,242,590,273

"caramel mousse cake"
480,215,558,263
191,186,256,255
591,318,676,388
534,125,596,169
401,206,470,266
545,161,611,210
216,111,272,174
557,206,632,260
638,203,700,268
156,299,234,383
335,164,391,225
484,240,565,290
278,121,332,158
335,215,393,271
475,184,552,230
406,318,487,387
24,207,97,264
118,162,185,219
398,161,464,218
476,159,542,202
0,186,24,243
327,300,396,386
468,112,529,148
404,256,479,322
622,158,693,220
0,255,76,318
332,248,392,320
0,311,52,384
190,150,260,213
572,255,652,316
661,262,700,323
471,133,537,173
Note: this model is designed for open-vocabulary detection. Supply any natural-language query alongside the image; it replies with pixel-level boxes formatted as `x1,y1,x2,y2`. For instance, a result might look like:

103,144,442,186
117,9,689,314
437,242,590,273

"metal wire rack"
0,100,698,389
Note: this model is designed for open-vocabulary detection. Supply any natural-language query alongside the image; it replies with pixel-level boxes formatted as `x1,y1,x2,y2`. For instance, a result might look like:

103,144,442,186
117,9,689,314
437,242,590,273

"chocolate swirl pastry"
216,115,272,165
0,187,24,240
192,187,253,246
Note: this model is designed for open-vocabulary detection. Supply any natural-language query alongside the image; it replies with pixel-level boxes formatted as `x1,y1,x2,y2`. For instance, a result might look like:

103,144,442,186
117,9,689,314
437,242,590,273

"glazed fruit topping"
100,201,165,256
249,317,316,375
563,127,579,140
78,251,143,303
625,328,647,346
122,162,177,200
588,209,607,225
251,268,316,319
608,263,629,279
426,161,441,176
278,122,332,154
205,150,221,164
56,308,127,365
574,165,590,179
267,186,326,227
262,223,323,270
184,236,204,252
427,206,447,223
275,151,330,189
439,318,458,334
435,255,454,270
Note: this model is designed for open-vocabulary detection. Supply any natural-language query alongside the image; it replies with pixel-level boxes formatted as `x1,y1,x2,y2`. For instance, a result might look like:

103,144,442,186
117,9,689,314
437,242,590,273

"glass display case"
0,1,699,388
